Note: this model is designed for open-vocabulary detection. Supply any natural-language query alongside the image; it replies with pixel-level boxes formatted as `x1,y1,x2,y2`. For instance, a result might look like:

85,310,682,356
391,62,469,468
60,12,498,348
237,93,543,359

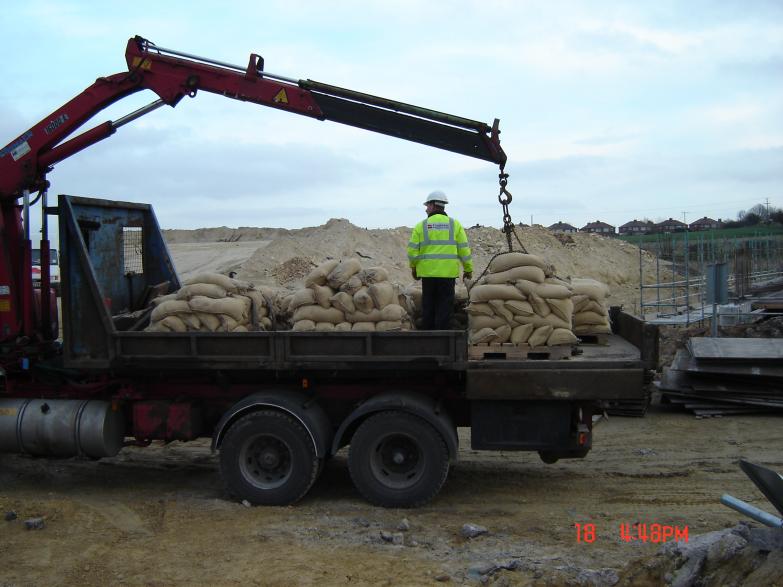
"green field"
617,224,783,246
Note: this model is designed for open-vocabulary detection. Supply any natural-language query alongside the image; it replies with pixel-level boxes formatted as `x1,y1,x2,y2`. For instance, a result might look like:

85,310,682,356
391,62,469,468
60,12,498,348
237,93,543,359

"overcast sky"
1,0,781,237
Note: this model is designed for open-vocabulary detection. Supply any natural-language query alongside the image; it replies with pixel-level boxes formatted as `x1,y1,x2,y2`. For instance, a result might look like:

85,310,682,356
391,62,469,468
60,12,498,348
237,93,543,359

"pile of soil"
167,220,668,313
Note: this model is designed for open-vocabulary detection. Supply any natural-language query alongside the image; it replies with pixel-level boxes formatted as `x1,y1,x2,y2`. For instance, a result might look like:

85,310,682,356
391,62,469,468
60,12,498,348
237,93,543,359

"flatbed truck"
0,37,657,507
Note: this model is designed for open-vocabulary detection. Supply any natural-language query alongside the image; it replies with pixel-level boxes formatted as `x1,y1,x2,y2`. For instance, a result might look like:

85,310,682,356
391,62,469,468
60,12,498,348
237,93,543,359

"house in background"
547,221,578,234
618,219,654,235
580,220,616,236
689,217,721,231
655,218,688,233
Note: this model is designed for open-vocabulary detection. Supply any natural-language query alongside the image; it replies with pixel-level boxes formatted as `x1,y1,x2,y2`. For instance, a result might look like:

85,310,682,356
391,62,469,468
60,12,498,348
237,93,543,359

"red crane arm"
0,35,506,202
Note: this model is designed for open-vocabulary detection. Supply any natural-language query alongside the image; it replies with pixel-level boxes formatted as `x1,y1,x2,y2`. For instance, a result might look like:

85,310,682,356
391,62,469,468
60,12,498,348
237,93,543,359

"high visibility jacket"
407,213,473,278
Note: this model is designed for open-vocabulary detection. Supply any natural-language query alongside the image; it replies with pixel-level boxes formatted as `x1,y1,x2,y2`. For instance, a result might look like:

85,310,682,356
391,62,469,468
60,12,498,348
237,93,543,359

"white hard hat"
423,190,448,205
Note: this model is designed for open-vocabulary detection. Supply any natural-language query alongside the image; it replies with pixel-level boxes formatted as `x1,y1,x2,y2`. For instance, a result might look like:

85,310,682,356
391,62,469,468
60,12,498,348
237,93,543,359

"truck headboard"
59,195,180,367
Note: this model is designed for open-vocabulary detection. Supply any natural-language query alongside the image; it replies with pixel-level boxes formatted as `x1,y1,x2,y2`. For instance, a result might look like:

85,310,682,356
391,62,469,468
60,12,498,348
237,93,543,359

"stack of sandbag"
467,252,578,347
289,259,412,332
399,282,469,330
571,278,612,335
145,273,272,333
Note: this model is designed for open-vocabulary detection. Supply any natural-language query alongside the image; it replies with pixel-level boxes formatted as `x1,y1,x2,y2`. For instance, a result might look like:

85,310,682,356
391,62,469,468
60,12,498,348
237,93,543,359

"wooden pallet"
468,342,574,360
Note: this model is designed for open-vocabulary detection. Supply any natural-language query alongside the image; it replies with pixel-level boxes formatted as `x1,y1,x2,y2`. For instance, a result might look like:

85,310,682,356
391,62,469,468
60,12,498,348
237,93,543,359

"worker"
408,190,473,330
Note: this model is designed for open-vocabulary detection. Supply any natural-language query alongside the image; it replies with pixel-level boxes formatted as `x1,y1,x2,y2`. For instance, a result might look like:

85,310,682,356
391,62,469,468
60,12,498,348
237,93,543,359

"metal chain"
497,167,527,253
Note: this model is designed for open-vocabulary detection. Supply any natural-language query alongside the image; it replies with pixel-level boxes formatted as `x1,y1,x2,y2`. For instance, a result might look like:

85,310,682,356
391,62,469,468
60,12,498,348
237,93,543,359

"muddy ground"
2,402,782,586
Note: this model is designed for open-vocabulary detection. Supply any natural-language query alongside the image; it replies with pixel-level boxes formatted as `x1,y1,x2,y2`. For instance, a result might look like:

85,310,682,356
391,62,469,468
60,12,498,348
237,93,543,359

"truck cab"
32,248,60,295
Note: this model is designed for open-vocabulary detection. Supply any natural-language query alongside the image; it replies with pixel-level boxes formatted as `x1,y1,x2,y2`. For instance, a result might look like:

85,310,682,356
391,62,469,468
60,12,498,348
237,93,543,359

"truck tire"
348,411,449,508
219,410,319,506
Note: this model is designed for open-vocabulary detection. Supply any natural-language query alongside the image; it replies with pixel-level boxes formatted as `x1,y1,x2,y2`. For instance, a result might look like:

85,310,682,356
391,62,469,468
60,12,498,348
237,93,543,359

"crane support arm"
0,35,506,202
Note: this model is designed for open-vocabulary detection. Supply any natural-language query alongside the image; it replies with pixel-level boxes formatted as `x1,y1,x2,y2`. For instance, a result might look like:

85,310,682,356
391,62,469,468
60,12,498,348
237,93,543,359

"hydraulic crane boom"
0,35,506,344
0,35,506,201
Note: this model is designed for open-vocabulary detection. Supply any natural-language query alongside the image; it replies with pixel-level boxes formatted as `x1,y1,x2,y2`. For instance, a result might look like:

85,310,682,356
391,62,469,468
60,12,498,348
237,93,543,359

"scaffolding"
638,231,783,324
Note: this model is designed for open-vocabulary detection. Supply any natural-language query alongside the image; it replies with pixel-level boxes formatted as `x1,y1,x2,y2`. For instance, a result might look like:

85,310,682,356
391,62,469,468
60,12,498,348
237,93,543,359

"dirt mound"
166,220,668,310
620,523,783,586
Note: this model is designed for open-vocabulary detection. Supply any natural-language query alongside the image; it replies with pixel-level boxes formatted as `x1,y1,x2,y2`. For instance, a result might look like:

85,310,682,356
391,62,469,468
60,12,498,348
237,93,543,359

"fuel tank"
0,399,124,458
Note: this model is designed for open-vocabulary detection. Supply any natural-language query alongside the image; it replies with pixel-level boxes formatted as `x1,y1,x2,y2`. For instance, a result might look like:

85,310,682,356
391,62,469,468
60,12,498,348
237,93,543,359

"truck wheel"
219,410,318,506
348,411,449,508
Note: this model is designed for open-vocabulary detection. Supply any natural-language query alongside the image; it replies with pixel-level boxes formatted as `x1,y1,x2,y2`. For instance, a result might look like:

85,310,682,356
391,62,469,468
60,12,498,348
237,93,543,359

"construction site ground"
3,222,781,586
2,403,782,586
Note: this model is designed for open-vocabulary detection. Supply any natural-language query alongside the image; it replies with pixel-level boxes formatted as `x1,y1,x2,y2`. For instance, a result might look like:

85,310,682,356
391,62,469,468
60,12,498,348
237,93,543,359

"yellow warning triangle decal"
273,88,289,104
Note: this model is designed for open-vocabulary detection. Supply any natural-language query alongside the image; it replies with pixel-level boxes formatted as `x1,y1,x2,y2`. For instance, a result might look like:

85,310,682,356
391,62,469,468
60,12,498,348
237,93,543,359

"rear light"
578,432,587,446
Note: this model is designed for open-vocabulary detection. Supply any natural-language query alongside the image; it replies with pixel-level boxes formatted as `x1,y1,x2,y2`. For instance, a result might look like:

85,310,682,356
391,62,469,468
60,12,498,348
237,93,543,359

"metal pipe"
22,189,30,239
112,99,167,129
721,494,783,528
149,44,299,84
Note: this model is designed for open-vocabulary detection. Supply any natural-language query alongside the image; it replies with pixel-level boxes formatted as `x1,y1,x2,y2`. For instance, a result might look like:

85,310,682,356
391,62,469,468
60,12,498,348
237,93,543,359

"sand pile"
166,219,670,314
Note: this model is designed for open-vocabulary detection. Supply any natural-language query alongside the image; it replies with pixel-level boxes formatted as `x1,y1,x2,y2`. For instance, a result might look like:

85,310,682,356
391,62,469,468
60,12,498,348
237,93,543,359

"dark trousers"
421,277,455,330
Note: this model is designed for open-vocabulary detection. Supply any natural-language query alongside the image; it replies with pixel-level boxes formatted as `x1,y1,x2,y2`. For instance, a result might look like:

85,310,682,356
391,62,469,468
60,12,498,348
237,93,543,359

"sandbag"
547,298,574,324
233,325,249,333
484,265,546,285
574,311,609,326
528,293,551,317
510,323,534,344
548,328,578,346
471,327,499,344
292,320,316,332
574,323,612,335
260,317,273,330
327,259,362,288
504,300,534,317
572,294,591,313
345,309,382,324
534,283,572,300
330,291,356,314
289,289,316,311
513,280,537,297
315,322,336,332
219,315,240,332
304,259,339,287
292,305,345,324
177,313,201,331
184,273,236,292
334,322,352,332
489,252,548,273
339,275,364,295
352,322,376,332
512,313,571,331
242,290,268,323
469,284,526,303
176,283,227,301
359,267,389,285
468,315,507,330
151,300,191,322
494,324,512,344
571,278,610,300
528,325,553,347
194,312,221,332
380,304,407,322
353,288,375,313
311,284,334,309
376,320,403,332
189,296,250,323
150,293,178,307
466,303,495,317
488,300,514,325
159,315,187,332
369,282,396,309
582,300,607,315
